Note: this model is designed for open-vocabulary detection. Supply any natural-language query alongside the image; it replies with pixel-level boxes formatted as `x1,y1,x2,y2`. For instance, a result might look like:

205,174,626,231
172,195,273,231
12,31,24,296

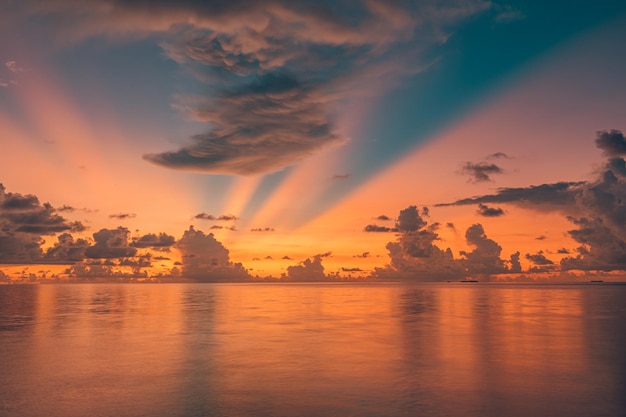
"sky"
1,0,626,282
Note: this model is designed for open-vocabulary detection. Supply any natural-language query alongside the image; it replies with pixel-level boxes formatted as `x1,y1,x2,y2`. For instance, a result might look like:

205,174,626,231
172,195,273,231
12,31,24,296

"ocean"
1,282,625,417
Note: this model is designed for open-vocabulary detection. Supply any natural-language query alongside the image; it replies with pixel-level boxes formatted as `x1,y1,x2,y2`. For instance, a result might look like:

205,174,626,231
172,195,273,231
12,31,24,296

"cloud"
460,162,503,183
525,251,554,266
341,267,362,272
438,181,586,211
444,129,626,272
209,225,236,231
595,129,626,157
15,0,490,175
353,252,370,258
376,215,391,221
331,174,351,180
487,152,510,160
364,224,397,232
44,233,89,263
250,227,274,232
85,227,138,259
281,255,292,260
285,255,327,281
476,203,504,217
194,213,238,221
131,233,176,248
176,226,249,281
460,224,510,275
0,183,85,263
109,212,137,220
375,206,519,280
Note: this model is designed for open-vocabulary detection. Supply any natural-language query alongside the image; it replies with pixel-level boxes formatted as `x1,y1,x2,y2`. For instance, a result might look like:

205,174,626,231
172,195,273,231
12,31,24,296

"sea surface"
0,282,625,417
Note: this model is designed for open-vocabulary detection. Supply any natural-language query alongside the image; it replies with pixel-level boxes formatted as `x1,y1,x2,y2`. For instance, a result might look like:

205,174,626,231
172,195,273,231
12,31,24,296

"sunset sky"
1,0,626,281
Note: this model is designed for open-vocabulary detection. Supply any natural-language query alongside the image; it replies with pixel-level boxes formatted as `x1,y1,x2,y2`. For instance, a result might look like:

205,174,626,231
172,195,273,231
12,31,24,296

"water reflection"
0,283,624,417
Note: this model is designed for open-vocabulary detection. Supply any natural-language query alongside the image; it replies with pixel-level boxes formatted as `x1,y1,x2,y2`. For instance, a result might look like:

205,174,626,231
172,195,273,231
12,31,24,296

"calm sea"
0,282,625,417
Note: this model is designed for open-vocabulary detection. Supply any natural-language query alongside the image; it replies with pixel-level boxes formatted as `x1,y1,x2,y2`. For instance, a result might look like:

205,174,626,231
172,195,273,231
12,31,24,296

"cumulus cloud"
131,233,176,248
443,129,626,272
0,183,85,263
13,0,491,175
176,226,249,281
85,227,137,259
460,162,503,183
285,255,327,281
476,203,504,217
44,233,89,263
595,129,626,157
374,206,518,280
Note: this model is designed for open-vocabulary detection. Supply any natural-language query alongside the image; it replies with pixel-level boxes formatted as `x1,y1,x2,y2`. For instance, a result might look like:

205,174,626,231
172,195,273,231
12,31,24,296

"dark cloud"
131,233,176,248
364,224,397,233
85,227,138,259
460,224,509,275
446,222,455,229
341,267,362,272
476,203,504,217
195,213,238,221
525,251,554,266
109,212,136,220
281,255,292,260
443,130,626,272
595,129,626,157
376,215,391,221
16,0,490,175
44,233,89,263
285,255,327,281
535,235,546,240
557,248,570,254
209,225,237,231
250,227,274,232
438,181,585,211
331,174,351,180
375,206,519,280
460,162,503,183
0,184,85,263
176,226,249,281
396,205,426,232
353,252,370,258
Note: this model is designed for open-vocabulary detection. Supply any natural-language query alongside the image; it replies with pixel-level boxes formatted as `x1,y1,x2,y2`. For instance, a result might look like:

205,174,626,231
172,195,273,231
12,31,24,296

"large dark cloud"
85,227,138,259
13,0,491,175
374,206,520,280
176,226,249,281
442,129,626,272
285,255,327,282
0,183,85,263
437,181,586,211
